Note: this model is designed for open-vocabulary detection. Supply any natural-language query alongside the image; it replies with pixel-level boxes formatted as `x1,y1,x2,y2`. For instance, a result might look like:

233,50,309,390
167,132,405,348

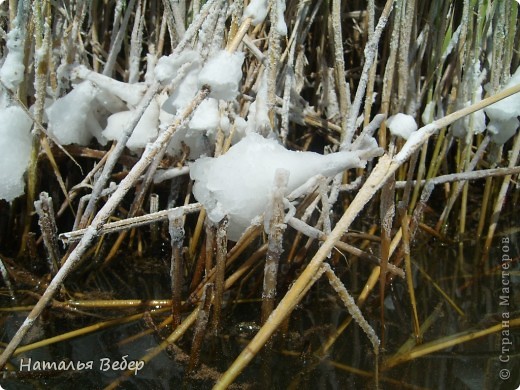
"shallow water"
0,225,518,389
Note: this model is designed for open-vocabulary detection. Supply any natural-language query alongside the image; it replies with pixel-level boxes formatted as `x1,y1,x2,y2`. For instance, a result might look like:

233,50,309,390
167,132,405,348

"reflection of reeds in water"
0,0,519,388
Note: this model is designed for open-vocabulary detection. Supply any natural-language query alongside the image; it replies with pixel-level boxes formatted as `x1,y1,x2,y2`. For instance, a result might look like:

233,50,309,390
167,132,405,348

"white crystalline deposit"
243,0,269,25
421,101,436,124
486,117,519,145
198,51,244,100
75,66,147,107
386,113,418,140
0,25,25,91
0,106,33,201
156,51,203,114
162,69,199,114
155,50,202,85
484,66,520,145
46,81,100,145
103,97,160,150
189,98,220,131
274,0,287,36
451,86,487,139
246,72,271,134
190,133,380,241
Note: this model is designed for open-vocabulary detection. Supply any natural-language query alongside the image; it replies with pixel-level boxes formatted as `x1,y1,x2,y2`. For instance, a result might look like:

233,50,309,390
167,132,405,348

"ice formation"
451,86,487,139
0,25,25,91
75,66,147,107
386,113,418,140
243,0,269,26
190,133,381,241
154,50,202,85
421,101,436,124
189,98,220,131
274,0,287,36
0,105,33,201
103,97,160,149
245,72,271,134
198,51,245,100
484,66,520,145
46,81,101,145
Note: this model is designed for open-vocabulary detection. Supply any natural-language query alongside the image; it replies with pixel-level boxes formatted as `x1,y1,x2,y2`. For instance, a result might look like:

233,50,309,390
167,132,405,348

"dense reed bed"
0,0,519,388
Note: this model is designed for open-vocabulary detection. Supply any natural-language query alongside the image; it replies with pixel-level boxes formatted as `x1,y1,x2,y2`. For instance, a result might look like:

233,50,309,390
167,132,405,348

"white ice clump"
0,105,33,201
198,51,244,100
0,25,25,91
386,113,418,140
103,97,160,149
162,68,200,114
46,81,100,145
421,101,436,124
246,72,271,134
451,85,487,139
275,0,287,36
243,0,269,25
75,66,147,107
484,66,520,145
486,117,519,145
190,133,381,241
189,98,220,131
154,50,201,85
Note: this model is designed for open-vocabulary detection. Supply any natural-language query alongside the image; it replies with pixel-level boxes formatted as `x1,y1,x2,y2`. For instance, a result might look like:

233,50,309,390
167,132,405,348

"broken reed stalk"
379,174,395,348
0,86,211,370
60,203,202,243
211,217,228,333
169,208,185,327
393,166,520,188
0,256,14,300
34,192,60,275
214,84,520,388
149,193,160,243
260,168,288,388
322,263,380,365
188,283,213,373
261,169,288,324
400,212,421,342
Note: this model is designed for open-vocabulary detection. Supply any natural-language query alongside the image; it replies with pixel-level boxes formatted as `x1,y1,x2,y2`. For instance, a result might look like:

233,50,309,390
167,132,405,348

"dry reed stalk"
188,283,213,372
34,192,60,275
0,256,14,300
342,0,394,148
331,0,350,138
169,208,185,327
149,193,160,243
260,168,288,387
211,217,228,333
379,172,395,348
60,203,202,243
261,169,288,324
322,263,380,385
400,212,420,342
